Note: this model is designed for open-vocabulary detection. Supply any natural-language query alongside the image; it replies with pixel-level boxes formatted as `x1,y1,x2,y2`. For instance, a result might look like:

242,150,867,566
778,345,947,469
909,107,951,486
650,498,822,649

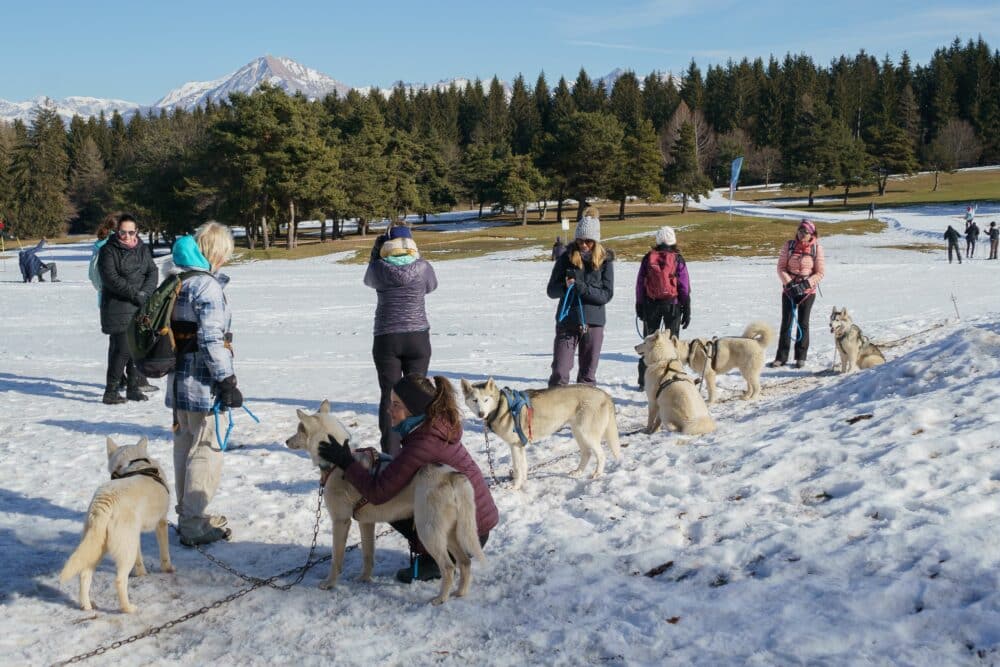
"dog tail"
743,321,775,350
603,400,622,461
59,495,113,582
453,475,486,563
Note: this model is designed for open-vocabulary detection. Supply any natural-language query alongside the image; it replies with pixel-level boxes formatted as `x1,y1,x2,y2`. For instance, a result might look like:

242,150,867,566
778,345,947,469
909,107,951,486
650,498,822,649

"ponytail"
424,376,462,439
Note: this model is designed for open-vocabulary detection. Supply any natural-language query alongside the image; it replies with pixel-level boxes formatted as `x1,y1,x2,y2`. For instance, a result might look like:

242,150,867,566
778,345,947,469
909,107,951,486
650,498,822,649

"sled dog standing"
460,377,621,490
635,331,716,435
285,401,484,605
672,321,774,403
829,307,886,372
60,437,174,613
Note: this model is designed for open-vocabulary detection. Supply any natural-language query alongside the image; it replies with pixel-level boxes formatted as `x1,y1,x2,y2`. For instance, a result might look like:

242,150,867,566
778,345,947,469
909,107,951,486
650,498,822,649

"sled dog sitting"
829,307,886,373
460,377,621,490
672,321,774,403
285,401,485,605
60,437,174,613
635,331,716,435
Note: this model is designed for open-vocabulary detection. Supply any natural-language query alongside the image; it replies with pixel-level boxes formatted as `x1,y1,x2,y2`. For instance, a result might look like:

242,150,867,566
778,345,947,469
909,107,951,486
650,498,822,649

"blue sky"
3,0,997,103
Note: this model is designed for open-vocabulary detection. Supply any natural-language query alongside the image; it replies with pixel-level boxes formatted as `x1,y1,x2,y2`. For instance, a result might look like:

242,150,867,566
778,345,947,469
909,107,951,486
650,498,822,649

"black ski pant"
775,293,815,364
966,239,976,258
990,239,998,260
637,301,682,387
948,241,962,263
373,329,431,455
105,331,138,394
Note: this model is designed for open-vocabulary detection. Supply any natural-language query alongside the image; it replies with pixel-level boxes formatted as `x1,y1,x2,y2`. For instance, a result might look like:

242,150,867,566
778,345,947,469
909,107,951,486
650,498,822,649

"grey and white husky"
460,377,621,490
285,401,485,605
60,437,174,613
829,307,886,372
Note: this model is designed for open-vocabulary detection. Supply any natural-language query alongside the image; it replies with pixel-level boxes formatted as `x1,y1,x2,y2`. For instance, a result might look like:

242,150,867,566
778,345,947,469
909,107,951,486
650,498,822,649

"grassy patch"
874,243,942,253
735,169,1000,216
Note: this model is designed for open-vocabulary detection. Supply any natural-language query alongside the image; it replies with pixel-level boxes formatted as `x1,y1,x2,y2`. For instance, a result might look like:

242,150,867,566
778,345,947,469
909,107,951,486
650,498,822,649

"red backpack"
643,250,679,300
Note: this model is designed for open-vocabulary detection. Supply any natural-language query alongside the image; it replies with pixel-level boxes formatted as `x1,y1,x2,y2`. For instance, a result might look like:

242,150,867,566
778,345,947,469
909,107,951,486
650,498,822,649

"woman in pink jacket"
771,219,825,368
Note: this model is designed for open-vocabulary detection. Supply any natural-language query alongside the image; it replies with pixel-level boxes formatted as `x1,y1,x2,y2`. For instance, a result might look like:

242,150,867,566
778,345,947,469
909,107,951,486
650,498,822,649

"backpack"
787,239,817,260
643,250,679,300
126,271,200,378
88,239,107,291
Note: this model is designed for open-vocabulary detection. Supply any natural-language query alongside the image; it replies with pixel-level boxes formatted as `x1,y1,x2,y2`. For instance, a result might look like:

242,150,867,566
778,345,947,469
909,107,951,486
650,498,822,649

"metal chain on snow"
482,428,501,486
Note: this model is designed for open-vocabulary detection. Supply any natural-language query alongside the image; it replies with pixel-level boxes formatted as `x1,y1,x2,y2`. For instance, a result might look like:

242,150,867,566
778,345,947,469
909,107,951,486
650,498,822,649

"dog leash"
557,283,587,332
212,400,261,451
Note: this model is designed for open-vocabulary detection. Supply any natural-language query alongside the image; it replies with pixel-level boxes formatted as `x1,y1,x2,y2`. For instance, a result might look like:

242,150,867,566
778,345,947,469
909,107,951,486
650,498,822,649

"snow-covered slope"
0,96,140,126
2,198,999,665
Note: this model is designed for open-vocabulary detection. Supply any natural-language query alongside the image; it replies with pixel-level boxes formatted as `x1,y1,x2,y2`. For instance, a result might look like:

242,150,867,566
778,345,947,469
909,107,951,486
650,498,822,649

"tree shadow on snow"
0,372,105,403
0,528,80,608
0,487,86,522
40,419,173,441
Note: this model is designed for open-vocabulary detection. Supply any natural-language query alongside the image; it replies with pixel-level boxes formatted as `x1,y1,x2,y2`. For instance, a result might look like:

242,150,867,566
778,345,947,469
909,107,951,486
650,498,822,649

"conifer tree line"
0,37,996,244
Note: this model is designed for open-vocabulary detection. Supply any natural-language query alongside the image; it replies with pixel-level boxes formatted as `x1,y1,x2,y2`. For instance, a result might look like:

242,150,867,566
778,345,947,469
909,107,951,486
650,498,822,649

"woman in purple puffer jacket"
364,225,438,454
318,374,499,584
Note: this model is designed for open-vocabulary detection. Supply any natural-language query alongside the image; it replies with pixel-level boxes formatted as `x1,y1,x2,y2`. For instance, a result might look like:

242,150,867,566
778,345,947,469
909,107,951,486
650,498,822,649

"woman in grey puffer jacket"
364,225,438,454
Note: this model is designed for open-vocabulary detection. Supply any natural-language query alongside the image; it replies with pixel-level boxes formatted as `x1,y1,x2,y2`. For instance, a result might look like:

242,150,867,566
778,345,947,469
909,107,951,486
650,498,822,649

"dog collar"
111,458,170,493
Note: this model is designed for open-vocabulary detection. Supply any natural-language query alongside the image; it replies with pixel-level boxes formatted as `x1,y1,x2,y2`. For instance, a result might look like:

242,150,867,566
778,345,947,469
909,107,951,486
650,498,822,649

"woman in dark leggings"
364,225,438,454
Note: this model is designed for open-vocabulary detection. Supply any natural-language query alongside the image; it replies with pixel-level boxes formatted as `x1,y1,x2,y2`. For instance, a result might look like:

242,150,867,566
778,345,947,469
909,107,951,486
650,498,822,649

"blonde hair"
195,221,234,268
568,241,607,270
581,205,600,220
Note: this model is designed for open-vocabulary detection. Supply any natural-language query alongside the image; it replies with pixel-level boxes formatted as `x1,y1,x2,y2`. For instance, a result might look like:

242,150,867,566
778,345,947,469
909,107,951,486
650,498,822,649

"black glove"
318,436,353,470
134,291,148,306
635,303,643,317
680,300,691,329
216,375,243,408
370,234,388,260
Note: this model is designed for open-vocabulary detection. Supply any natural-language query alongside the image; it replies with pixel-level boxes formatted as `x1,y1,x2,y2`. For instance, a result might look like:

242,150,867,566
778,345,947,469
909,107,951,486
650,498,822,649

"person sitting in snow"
18,238,59,282
317,373,498,583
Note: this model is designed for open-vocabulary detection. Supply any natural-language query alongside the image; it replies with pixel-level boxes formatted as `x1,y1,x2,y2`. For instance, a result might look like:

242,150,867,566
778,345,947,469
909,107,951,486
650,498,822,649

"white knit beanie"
575,216,601,242
655,226,676,246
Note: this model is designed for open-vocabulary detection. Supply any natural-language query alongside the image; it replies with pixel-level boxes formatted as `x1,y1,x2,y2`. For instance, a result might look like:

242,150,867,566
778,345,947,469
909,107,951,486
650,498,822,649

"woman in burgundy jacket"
318,374,499,583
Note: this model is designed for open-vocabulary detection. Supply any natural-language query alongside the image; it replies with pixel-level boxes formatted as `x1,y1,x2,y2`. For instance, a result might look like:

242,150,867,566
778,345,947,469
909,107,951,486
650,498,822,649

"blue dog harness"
498,387,534,446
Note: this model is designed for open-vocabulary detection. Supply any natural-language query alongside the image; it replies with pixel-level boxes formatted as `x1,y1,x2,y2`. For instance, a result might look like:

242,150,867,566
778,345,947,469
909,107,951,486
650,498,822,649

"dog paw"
318,579,337,590
162,564,175,574
431,596,447,606
568,468,585,478
81,602,93,611
122,604,137,614
356,574,372,583
589,471,603,480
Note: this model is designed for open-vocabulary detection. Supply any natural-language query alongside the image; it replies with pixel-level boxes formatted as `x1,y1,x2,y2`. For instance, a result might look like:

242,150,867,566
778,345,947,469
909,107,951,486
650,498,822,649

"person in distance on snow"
986,221,999,260
943,225,962,264
634,225,690,389
165,222,240,547
18,238,59,283
97,214,158,404
965,219,980,259
546,206,614,386
364,224,438,455
771,219,825,369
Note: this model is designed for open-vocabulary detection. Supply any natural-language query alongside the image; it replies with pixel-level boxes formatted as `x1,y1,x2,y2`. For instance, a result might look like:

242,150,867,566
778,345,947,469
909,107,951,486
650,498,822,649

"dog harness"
111,457,170,493
655,361,695,399
691,338,719,373
498,388,534,446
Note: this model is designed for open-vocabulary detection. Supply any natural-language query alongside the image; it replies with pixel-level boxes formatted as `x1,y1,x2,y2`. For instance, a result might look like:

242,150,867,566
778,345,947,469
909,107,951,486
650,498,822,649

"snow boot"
179,525,232,547
126,387,149,401
102,390,126,405
395,554,441,583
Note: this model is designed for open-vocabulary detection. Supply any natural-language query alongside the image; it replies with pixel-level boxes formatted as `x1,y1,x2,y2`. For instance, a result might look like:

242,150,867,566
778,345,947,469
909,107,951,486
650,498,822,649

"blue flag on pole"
729,157,744,195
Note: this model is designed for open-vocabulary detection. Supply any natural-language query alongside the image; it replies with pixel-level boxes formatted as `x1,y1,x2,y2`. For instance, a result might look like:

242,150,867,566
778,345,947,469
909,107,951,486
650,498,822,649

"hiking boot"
126,388,149,401
102,391,126,405
768,360,785,368
136,381,159,393
395,555,441,583
179,526,232,547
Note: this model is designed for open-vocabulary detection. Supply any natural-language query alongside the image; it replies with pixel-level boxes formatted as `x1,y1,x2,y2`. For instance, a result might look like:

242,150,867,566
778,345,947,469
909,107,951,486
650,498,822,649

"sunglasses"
117,230,138,237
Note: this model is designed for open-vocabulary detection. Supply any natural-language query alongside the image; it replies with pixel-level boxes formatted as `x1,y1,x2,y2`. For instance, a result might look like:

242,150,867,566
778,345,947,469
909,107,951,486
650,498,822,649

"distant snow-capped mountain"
0,56,668,125
154,55,352,110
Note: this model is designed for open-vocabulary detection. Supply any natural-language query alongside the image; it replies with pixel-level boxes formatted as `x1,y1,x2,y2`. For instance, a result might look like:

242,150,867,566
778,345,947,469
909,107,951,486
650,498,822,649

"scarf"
392,414,426,437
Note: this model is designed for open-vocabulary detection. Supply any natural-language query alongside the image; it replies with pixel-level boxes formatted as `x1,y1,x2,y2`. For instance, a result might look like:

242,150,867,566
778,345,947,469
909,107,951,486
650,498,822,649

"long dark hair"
411,375,462,440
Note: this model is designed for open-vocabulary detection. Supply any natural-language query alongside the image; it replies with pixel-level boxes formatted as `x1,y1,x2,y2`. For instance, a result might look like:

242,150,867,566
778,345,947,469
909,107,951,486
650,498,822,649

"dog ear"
486,377,496,391
106,436,118,456
318,400,331,414
460,378,473,396
136,436,149,455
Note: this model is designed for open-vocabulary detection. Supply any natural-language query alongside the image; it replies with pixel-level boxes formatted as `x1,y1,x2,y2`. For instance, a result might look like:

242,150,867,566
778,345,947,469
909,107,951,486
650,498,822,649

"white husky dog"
672,321,774,403
460,377,621,490
829,307,886,373
60,437,174,613
635,331,716,435
285,401,485,605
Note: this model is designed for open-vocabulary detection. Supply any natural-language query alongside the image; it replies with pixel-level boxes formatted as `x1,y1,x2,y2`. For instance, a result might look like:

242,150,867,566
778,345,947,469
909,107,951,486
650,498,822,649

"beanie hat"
575,216,601,242
655,226,676,246
393,374,435,415
798,219,817,235
388,225,412,240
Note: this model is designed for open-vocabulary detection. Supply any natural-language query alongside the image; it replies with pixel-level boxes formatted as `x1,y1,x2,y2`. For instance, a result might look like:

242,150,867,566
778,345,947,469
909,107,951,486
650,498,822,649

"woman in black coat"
97,215,158,404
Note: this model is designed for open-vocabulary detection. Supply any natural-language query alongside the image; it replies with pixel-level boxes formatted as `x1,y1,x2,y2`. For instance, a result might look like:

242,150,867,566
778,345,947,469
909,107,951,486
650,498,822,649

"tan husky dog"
672,321,774,403
60,437,174,613
285,401,485,605
829,307,886,372
635,331,716,435
461,378,621,490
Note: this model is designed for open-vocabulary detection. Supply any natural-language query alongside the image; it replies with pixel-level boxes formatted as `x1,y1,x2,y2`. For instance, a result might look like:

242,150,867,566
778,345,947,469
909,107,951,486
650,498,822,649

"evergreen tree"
10,102,75,237
572,68,602,113
482,76,511,147
509,74,539,155
458,142,503,218
608,71,644,134
785,94,838,206
69,136,111,230
458,79,486,146
867,122,918,195
663,121,711,213
496,151,546,225
642,71,680,132
337,91,393,235
680,60,704,111
829,121,872,204
610,118,662,219
549,111,625,219
0,122,16,222
533,72,552,135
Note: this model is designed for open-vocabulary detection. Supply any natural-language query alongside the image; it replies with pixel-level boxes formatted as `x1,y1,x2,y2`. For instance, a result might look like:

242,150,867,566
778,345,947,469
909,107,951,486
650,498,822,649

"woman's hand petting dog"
318,437,353,469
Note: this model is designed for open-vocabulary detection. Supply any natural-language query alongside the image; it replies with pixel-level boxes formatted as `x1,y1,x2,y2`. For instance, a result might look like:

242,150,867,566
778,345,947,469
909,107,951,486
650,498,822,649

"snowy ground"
2,193,1000,666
